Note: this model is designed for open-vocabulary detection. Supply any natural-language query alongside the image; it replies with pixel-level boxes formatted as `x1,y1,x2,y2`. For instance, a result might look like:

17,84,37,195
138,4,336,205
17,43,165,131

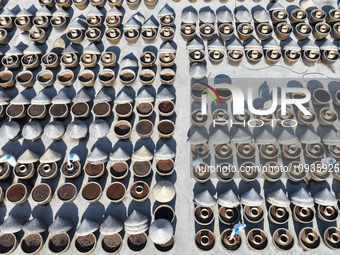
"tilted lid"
194,190,216,207
44,121,65,140
89,119,109,139
22,218,47,234
40,148,62,163
22,121,43,141
268,2,285,11
149,219,173,244
266,189,290,207
0,121,20,140
48,216,73,235
0,215,24,234
153,180,176,203
241,188,264,206
218,190,239,207
100,215,123,235
76,219,99,236
66,120,88,139
17,149,39,164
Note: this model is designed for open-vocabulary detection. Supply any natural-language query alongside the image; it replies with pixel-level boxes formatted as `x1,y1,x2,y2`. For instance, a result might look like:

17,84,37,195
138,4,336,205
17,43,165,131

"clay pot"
57,183,77,203
90,0,105,7
87,16,102,28
106,16,121,28
246,49,262,64
244,205,264,223
42,53,59,68
328,9,340,25
181,24,196,41
189,49,205,63
131,160,151,177
0,28,9,44
312,88,331,105
159,53,175,67
305,143,325,159
218,23,234,41
61,161,82,178
195,229,215,251
237,143,255,159
115,103,132,118
156,158,174,176
114,121,132,139
237,23,253,41
50,17,67,31
136,102,154,118
6,183,28,204
193,162,210,183
191,109,208,127
48,233,70,253
101,52,116,67
157,120,174,138
313,22,331,40
106,28,121,44
265,49,281,65
276,107,294,125
263,162,282,181
82,182,102,203
283,49,300,65
309,9,326,25
216,162,234,182
85,28,101,43
78,70,95,87
98,69,115,86
136,119,153,139
192,143,209,160
194,206,214,225
260,144,280,159
0,71,15,88
199,23,215,40
322,49,339,65
29,28,46,44
160,26,175,42
0,233,17,254
298,227,320,250
50,104,69,119
21,54,40,70
126,0,141,9
57,70,75,86
61,53,78,68
127,233,147,252
309,161,330,181
271,10,288,24
290,9,307,24
32,183,52,205
16,71,34,87
317,204,338,222
75,233,97,253
84,162,105,178
119,69,136,85
160,15,174,27
282,143,302,159
124,29,139,43
0,17,14,31
67,29,84,44
0,161,12,180
158,100,175,116
209,50,224,64
331,22,340,39
56,0,71,8
140,52,156,67
275,23,292,40
15,16,32,31
287,161,306,181
240,162,258,182
219,206,239,225
36,70,54,87
2,55,21,69
93,102,111,118
297,107,316,125
71,102,90,118
28,105,47,119
221,228,242,251
6,104,26,118
323,227,340,249
80,53,98,68
130,181,149,202
268,204,289,224
247,229,268,251
14,163,36,179
142,28,157,42
37,162,58,179
109,161,129,179
328,146,340,159
318,107,337,125
39,0,54,7
101,233,122,254
273,228,294,251
256,23,273,40
144,0,157,8
139,69,155,85
21,233,43,254
73,0,88,10
154,204,175,222
293,205,314,223
227,49,244,65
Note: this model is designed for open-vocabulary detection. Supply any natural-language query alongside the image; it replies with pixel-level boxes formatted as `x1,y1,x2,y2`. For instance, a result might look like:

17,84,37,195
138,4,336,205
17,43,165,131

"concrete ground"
0,0,340,254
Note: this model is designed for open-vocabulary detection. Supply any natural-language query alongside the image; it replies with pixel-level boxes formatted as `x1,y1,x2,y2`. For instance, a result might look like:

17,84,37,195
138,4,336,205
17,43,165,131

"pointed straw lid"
0,215,24,233
36,6,52,17
194,190,216,207
68,18,87,30
266,189,290,207
87,148,108,164
0,9,15,17
18,149,39,164
63,44,79,55
216,9,233,23
158,4,174,17
66,120,88,139
299,0,317,11
94,90,112,103
208,37,225,51
189,62,207,80
10,93,30,105
125,222,149,235
156,87,175,100
282,38,301,51
107,6,123,17
49,216,73,235
100,215,123,235
132,146,153,161
244,37,263,51
241,188,264,206
253,9,270,23
6,46,23,56
262,37,280,51
154,144,175,158
322,129,340,145
218,190,239,207
124,17,141,29
290,187,314,207
73,89,92,103
109,147,131,162
0,121,20,140
300,38,319,51
149,219,173,244
298,129,320,144
31,91,51,105
22,218,47,234
181,9,198,24
83,43,101,55
255,129,276,144
125,210,148,227
268,2,285,11
120,57,138,68
40,148,62,163
159,42,176,54
136,90,154,102
76,219,99,236
22,121,42,141
277,129,298,144
209,128,230,144
189,130,208,144
187,37,204,50
53,8,70,18
52,90,71,104
17,8,33,17
44,121,65,140
153,180,176,203
142,16,158,29
0,91,11,105
232,128,252,143
226,36,244,51
23,44,43,55
235,9,252,23
199,10,216,23
115,91,133,104
314,188,337,206
89,119,109,139
87,6,103,17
